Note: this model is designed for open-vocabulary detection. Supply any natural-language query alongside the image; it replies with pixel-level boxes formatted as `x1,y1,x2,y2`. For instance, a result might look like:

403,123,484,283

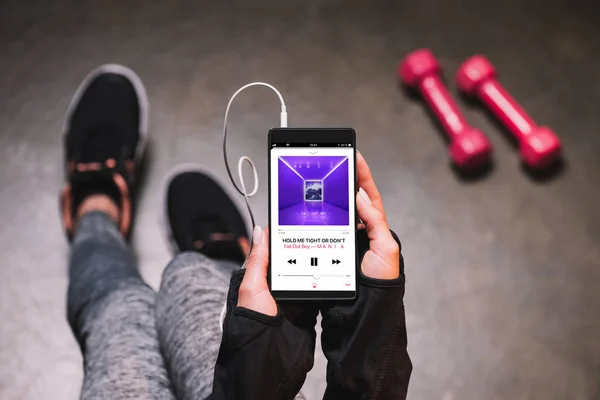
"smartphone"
268,128,357,301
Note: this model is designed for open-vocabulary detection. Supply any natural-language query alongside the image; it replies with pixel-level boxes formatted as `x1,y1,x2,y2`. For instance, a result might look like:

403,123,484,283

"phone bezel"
267,128,357,301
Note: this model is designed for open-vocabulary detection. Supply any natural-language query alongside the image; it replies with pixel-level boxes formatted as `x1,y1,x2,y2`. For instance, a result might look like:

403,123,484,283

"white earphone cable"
219,82,287,331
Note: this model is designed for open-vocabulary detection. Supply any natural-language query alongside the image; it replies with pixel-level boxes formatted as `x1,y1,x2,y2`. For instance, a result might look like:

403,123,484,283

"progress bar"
279,274,346,277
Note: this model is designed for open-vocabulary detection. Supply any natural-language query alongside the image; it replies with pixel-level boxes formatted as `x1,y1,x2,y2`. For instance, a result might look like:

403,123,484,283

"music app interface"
270,143,356,291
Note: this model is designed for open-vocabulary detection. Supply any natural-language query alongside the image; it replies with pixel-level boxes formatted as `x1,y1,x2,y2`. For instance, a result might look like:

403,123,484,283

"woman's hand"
215,229,318,400
319,153,410,400
237,226,278,316
356,152,400,280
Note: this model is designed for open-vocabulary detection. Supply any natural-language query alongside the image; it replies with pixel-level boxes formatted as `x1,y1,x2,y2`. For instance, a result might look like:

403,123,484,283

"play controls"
288,259,296,264
332,259,341,264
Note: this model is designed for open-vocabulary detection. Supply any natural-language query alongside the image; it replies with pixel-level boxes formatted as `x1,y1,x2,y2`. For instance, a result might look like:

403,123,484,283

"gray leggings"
67,212,238,400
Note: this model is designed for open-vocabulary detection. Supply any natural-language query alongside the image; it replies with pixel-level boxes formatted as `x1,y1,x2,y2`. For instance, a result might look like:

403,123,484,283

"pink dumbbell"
399,49,492,169
456,55,561,169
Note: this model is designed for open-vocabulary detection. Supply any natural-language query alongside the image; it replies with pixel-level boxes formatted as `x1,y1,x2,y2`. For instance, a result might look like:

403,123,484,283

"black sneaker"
165,169,249,264
60,64,149,240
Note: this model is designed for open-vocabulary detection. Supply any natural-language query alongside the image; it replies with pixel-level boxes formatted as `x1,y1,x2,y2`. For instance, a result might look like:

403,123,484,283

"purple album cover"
278,156,349,225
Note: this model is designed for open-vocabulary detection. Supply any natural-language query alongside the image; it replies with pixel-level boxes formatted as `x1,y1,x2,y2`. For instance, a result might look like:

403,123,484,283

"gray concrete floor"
1,0,600,399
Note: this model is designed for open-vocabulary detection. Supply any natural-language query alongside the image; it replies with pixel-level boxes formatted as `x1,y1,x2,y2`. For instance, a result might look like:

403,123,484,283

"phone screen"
268,129,356,300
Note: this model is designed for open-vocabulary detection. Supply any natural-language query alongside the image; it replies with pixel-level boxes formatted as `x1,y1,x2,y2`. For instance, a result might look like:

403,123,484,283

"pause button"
310,257,318,266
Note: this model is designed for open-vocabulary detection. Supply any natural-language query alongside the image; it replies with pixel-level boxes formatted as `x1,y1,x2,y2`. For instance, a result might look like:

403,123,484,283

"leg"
68,212,174,400
156,252,238,400
61,65,174,399
156,170,249,400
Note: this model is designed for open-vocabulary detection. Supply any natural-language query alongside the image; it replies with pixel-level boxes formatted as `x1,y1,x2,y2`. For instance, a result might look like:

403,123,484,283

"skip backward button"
332,259,341,265
288,259,297,264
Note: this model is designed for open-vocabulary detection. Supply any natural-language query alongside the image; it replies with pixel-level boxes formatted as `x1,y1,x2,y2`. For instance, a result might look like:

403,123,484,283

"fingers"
356,188,392,243
357,152,386,219
237,226,278,316
356,153,400,280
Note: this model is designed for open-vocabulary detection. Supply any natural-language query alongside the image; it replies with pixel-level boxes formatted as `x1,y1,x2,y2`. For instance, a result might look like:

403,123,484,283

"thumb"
357,188,400,279
237,226,278,316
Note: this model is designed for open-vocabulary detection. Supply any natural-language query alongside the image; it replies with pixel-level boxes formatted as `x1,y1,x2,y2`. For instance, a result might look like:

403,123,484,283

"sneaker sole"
63,64,149,163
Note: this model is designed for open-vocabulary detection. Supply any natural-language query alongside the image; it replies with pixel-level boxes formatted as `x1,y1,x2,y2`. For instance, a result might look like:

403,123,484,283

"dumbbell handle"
477,79,538,142
418,75,471,138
